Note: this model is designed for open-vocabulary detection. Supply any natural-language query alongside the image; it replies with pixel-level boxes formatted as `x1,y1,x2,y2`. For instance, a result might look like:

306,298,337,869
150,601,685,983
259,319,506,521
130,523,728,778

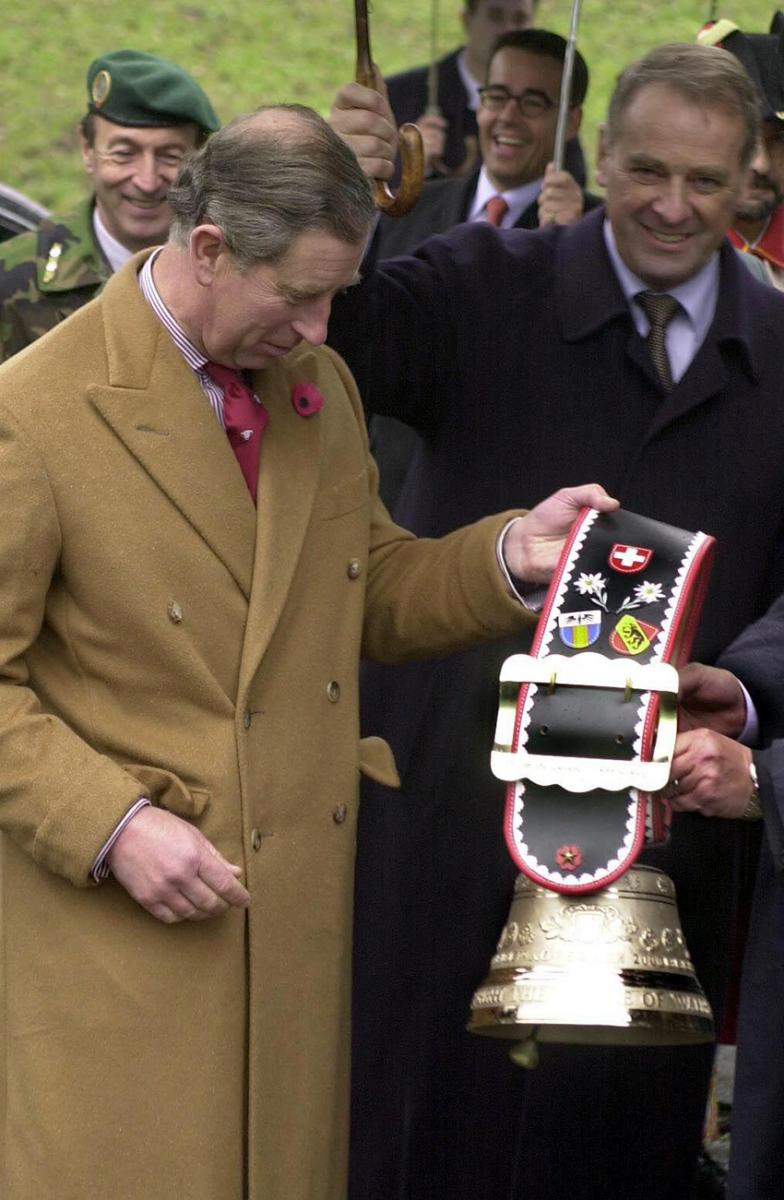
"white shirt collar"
92,204,135,274
138,248,207,372
602,218,719,340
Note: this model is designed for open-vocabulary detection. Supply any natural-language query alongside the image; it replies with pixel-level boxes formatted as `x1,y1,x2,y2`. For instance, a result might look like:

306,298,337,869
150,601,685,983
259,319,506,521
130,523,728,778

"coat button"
327,680,341,703
167,601,183,624
333,804,348,824
347,558,362,580
243,709,252,729
251,829,263,851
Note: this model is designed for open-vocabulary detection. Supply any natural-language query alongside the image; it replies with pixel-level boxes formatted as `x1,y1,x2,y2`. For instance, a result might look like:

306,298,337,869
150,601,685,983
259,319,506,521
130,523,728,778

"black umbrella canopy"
700,12,784,125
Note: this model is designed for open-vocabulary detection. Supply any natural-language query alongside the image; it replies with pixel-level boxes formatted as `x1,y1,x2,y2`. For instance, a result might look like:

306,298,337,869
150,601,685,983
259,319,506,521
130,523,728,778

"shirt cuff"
496,517,547,611
738,680,759,746
91,798,151,882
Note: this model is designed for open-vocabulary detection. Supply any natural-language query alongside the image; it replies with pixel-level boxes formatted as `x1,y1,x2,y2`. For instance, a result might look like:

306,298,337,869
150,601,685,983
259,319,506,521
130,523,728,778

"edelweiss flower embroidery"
575,572,609,611
634,580,664,605
617,579,666,614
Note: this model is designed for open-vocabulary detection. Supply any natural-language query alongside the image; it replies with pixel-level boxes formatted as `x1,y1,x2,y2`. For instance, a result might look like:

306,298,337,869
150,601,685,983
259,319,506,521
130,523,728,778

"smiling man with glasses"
376,29,597,264
384,0,587,186
0,49,219,362
475,30,590,221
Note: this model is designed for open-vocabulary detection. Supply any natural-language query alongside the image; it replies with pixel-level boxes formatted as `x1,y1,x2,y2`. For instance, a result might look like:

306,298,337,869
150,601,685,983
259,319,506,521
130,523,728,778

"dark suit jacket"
377,169,602,259
717,604,784,1199
386,45,587,184
329,208,784,1200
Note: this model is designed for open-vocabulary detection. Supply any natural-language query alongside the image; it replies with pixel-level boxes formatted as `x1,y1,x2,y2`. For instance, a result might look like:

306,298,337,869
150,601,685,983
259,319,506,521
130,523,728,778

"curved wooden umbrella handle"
355,0,424,217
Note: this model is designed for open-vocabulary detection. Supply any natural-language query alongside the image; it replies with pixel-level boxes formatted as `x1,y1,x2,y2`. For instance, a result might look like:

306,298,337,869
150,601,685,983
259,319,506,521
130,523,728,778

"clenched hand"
108,806,250,923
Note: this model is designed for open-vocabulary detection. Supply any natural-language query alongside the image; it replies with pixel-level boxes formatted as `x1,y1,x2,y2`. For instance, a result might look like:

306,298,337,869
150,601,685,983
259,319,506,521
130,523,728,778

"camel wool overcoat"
0,251,531,1200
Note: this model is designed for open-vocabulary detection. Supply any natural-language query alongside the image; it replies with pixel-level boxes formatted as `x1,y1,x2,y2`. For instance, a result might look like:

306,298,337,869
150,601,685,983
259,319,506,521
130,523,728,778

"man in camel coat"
0,104,611,1200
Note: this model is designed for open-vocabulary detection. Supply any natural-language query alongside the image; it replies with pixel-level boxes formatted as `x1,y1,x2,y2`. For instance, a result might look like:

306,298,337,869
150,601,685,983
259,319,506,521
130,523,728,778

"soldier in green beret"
0,49,219,362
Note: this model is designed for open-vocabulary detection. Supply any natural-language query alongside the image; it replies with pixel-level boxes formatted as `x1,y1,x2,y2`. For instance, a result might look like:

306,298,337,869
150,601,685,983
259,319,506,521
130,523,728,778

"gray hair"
607,43,761,169
166,104,375,267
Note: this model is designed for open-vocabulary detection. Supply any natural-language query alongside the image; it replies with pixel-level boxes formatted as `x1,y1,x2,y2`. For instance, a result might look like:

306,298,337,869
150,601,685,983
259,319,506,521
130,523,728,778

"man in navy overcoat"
329,42,784,1200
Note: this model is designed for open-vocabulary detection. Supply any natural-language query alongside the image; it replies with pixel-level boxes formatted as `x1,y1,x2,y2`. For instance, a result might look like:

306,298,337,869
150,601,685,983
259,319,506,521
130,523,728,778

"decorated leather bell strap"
502,507,715,896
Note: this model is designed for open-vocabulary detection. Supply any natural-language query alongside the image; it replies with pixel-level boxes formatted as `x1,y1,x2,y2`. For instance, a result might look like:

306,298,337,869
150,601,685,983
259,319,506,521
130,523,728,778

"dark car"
0,183,48,241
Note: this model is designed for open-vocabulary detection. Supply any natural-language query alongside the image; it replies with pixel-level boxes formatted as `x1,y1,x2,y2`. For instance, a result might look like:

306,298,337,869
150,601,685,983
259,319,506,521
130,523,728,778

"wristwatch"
741,758,763,821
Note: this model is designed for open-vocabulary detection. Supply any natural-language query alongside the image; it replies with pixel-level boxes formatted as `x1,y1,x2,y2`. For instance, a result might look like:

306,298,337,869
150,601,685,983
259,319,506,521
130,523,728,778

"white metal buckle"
490,652,678,793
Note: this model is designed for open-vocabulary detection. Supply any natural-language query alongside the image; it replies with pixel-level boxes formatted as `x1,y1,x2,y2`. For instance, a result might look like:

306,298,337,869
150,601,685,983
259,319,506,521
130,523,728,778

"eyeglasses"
478,85,556,118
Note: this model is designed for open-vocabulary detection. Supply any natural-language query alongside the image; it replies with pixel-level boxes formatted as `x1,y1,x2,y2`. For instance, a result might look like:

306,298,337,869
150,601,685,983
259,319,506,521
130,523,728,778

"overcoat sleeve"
329,229,463,437
719,592,784,868
0,401,150,886
328,223,541,440
719,590,784,740
753,746,784,871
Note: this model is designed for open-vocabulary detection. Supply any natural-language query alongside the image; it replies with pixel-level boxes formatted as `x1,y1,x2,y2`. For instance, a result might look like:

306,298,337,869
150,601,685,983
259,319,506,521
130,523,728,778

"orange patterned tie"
484,195,509,227
636,292,680,392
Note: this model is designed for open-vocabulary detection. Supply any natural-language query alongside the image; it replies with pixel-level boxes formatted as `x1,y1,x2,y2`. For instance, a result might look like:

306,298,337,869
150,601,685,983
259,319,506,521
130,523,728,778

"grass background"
1,1,778,212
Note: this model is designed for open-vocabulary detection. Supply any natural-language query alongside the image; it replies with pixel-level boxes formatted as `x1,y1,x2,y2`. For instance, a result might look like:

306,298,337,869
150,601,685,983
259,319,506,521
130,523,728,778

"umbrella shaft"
553,0,583,172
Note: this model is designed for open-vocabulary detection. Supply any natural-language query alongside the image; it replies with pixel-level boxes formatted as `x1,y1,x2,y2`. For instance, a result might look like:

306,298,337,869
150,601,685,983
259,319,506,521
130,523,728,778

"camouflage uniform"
0,198,109,363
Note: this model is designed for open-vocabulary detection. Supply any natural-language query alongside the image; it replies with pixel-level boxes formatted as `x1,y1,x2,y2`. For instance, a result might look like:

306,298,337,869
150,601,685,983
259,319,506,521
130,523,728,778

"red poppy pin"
291,382,324,417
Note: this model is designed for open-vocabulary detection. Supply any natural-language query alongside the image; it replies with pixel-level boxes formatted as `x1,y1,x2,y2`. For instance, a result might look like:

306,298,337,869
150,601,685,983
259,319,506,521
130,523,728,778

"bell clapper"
509,1033,540,1069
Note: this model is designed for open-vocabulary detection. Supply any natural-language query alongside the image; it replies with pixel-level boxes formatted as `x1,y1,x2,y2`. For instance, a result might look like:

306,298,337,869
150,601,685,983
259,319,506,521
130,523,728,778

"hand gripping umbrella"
355,0,425,216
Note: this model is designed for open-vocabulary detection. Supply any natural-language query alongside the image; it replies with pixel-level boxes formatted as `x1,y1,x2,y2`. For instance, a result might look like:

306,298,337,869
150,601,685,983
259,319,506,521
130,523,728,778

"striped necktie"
636,292,680,392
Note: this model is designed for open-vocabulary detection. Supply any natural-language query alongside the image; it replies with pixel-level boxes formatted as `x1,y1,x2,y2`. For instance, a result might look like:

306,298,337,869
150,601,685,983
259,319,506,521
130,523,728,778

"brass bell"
468,865,713,1063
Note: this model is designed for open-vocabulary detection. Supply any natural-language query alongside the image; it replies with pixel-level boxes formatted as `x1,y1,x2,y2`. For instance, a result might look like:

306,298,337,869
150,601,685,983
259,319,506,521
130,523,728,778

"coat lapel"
636,244,760,445
89,254,257,599
238,353,322,692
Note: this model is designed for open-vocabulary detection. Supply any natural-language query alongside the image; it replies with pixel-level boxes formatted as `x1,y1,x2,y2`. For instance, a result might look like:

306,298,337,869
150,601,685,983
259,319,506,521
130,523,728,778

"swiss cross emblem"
609,543,652,574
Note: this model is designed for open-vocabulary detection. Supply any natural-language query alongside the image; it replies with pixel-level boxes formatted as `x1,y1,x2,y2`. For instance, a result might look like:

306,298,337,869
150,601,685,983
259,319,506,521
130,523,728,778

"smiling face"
477,47,578,190
597,83,748,290
81,114,200,252
190,229,366,371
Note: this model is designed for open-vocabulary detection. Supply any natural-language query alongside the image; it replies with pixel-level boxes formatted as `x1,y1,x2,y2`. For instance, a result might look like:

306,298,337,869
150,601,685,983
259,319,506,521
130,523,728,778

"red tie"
204,362,268,503
484,195,508,227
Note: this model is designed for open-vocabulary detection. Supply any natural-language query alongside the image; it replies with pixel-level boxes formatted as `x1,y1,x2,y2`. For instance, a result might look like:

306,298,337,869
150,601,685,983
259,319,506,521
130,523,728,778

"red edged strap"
501,507,715,895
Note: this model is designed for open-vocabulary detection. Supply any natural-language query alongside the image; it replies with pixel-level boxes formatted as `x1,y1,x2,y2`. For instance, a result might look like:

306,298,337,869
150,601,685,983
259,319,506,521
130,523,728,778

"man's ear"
595,122,610,189
566,105,583,141
190,225,229,287
79,126,95,176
